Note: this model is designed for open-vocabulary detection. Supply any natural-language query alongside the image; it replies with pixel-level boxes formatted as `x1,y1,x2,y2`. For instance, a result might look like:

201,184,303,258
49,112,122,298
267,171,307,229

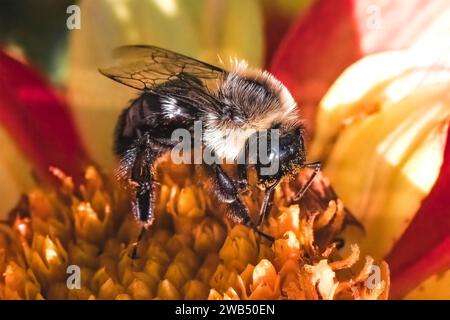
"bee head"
255,126,306,189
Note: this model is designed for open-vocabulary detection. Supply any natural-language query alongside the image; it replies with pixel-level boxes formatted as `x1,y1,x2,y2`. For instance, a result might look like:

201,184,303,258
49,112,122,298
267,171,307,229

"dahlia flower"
0,0,449,300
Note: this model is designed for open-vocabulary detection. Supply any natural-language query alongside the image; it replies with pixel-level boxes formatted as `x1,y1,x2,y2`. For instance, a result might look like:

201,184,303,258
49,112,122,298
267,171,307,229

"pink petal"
0,50,88,182
270,0,450,132
387,127,450,299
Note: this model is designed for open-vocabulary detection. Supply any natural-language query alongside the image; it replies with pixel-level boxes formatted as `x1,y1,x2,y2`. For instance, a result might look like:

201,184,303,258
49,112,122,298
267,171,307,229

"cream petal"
405,269,450,300
312,49,450,260
0,127,34,218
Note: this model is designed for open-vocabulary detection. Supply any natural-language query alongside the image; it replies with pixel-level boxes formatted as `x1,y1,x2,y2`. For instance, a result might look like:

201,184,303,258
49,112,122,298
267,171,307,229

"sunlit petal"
0,127,34,216
270,0,450,133
311,49,450,262
405,269,450,300
386,130,450,298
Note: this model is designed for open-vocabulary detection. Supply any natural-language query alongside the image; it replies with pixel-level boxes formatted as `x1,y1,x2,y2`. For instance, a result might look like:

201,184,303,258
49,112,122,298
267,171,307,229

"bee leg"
130,226,146,260
205,162,273,242
127,135,163,259
128,172,154,259
246,219,274,242
206,162,243,207
236,163,250,194
236,141,250,194
257,184,277,227
293,161,321,202
128,175,155,259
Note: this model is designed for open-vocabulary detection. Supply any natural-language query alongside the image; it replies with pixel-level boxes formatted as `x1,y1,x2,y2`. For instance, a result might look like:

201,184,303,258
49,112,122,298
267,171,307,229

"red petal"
262,1,312,66
0,50,88,182
263,8,295,66
387,126,450,299
270,0,450,133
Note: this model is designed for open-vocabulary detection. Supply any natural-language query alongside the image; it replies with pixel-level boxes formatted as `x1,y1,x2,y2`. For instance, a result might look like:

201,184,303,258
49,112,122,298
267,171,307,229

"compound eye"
269,146,279,161
259,144,279,167
256,149,281,188
260,147,276,168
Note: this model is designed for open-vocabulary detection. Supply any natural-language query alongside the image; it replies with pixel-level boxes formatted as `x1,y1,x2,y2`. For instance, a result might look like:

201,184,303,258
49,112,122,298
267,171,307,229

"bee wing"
99,45,227,91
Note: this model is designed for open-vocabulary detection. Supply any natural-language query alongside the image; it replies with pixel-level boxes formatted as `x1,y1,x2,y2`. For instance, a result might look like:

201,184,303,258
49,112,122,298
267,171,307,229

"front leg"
257,183,278,227
204,162,273,242
206,162,248,222
236,163,250,194
292,161,321,202
236,140,250,194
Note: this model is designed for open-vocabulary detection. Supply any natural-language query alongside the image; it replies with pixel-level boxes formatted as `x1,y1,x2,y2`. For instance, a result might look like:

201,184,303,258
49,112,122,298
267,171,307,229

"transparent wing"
99,45,226,91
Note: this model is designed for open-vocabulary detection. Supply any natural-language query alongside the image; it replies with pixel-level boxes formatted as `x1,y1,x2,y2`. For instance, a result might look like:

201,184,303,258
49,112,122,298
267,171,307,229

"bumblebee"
100,45,320,257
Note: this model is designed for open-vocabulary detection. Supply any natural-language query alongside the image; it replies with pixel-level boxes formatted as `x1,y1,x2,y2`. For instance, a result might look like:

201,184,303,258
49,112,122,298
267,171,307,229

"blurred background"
0,0,311,166
0,0,312,80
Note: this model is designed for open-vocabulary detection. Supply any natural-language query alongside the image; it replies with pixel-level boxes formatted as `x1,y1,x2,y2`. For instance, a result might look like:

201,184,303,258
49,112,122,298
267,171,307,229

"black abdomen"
114,91,198,157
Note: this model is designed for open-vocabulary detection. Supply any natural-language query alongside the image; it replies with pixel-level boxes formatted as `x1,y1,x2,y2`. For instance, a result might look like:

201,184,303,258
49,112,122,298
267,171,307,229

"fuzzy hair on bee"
204,59,301,162
99,45,320,258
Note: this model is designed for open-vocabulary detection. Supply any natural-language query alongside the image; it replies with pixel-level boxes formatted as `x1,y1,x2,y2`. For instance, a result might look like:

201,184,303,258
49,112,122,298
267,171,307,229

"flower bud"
1,262,43,299
73,201,111,244
24,234,68,287
182,280,210,299
168,185,207,234
157,279,180,300
127,279,154,300
98,278,124,300
193,218,226,255
219,225,258,272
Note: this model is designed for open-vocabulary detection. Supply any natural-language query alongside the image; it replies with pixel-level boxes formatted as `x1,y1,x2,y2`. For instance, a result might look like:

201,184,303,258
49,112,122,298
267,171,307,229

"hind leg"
117,134,168,259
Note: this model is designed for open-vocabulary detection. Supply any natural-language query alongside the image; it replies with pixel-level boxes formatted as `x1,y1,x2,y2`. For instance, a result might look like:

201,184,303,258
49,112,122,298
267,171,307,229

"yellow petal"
405,269,450,300
311,45,450,160
0,127,34,219
312,48,450,260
